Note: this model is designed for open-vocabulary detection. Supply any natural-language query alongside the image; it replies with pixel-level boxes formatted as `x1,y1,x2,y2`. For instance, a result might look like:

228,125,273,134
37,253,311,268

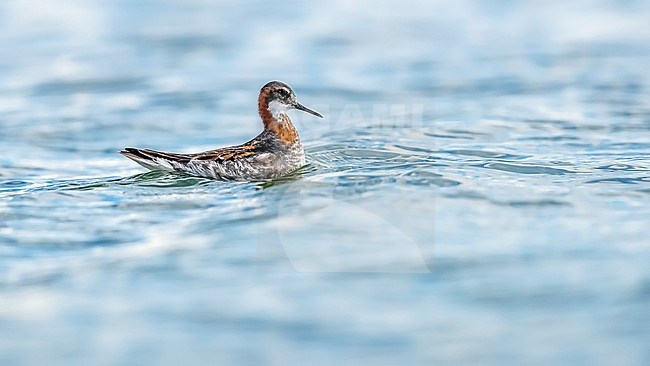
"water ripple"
441,149,527,160
32,78,147,96
586,176,650,184
479,162,576,175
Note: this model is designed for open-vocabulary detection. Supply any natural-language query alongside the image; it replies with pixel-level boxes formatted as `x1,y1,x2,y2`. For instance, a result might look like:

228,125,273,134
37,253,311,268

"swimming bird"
120,81,322,180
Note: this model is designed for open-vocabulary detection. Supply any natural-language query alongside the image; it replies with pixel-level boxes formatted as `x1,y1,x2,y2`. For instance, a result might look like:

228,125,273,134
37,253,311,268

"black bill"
294,102,323,118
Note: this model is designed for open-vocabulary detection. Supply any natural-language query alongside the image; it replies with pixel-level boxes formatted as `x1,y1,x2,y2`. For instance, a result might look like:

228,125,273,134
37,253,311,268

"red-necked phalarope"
120,81,322,180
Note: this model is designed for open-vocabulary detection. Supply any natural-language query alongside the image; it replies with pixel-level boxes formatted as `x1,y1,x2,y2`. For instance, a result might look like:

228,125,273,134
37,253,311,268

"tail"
120,147,192,172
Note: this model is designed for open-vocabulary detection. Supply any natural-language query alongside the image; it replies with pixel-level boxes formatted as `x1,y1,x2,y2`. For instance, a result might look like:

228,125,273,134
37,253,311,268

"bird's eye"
278,89,289,97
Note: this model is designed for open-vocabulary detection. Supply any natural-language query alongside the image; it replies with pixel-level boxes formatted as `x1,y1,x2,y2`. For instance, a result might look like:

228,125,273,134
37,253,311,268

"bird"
120,81,322,181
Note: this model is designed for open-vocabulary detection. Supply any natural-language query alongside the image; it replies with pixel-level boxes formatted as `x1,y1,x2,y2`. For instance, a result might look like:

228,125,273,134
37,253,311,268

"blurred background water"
1,0,649,364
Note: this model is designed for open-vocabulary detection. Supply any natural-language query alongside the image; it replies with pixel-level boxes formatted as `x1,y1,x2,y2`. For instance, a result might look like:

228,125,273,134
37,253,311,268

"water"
1,0,649,364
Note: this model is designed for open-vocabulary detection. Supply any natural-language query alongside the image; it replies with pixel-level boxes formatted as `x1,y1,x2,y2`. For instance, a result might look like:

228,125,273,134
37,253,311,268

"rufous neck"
258,93,299,145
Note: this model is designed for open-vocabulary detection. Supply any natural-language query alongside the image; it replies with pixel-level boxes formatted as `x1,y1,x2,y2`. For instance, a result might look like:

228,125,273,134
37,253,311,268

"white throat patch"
268,100,291,120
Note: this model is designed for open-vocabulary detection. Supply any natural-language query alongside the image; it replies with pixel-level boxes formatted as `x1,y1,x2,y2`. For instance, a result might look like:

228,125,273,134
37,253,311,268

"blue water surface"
1,0,649,365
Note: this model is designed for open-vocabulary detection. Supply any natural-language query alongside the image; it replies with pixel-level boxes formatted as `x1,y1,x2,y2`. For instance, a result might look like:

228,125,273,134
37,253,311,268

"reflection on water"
1,0,649,364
